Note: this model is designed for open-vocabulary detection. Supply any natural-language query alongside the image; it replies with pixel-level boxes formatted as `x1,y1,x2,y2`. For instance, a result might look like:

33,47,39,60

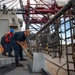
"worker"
3,4,8,14
1,34,7,56
6,29,14,57
11,30,30,67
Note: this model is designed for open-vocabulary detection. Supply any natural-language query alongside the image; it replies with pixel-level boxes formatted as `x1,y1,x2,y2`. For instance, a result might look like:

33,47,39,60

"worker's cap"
10,29,14,33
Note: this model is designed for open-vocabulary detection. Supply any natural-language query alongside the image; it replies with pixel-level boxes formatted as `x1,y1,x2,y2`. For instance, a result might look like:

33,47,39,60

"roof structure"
0,0,69,33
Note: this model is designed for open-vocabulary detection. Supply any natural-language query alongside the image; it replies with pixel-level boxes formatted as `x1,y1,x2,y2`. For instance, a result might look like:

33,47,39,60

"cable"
0,0,5,2
56,63,67,75
46,58,67,75
11,2,19,8
1,0,16,5
0,0,16,8
46,58,66,71
7,0,17,8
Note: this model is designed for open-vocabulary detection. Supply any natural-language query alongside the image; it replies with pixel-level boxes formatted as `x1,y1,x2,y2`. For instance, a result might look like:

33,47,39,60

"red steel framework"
24,0,63,24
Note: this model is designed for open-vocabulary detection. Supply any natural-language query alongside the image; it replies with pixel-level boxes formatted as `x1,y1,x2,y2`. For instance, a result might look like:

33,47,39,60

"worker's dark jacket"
11,31,27,61
3,5,6,9
11,31,26,42
1,35,6,45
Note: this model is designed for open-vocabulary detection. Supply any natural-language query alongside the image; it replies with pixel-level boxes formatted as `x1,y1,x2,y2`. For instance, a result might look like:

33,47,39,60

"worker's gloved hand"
23,44,27,48
21,45,25,49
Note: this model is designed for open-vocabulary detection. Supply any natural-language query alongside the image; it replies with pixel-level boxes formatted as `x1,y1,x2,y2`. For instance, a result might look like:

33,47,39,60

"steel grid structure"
23,0,63,33
27,0,75,75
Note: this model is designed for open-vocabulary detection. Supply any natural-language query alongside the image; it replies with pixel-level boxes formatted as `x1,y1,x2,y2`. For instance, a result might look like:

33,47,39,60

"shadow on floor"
0,63,16,75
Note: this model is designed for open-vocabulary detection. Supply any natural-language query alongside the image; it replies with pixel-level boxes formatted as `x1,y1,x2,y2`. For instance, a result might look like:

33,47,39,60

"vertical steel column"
36,34,39,52
63,14,70,75
19,0,25,29
26,0,30,29
58,18,62,61
68,9,75,73
71,0,75,73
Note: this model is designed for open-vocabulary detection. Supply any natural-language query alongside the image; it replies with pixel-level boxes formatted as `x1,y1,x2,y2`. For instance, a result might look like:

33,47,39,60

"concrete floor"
0,62,41,75
0,53,41,75
44,54,75,75
0,52,75,75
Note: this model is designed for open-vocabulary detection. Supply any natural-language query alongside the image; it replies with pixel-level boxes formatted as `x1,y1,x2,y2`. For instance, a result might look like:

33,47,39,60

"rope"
1,0,16,5
11,2,19,8
56,63,67,75
7,0,17,8
0,0,16,8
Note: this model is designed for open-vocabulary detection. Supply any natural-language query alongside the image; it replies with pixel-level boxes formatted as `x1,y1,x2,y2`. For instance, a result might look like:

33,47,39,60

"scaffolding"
24,0,75,75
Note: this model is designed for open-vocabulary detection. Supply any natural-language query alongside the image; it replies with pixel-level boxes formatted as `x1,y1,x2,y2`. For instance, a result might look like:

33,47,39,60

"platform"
0,53,42,75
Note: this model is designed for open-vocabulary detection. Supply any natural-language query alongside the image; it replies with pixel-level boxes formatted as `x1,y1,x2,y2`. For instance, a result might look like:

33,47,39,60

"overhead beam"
30,6,47,18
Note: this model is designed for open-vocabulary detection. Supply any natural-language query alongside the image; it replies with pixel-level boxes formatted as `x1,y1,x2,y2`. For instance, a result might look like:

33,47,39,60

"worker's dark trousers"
1,43,7,55
6,42,12,56
11,40,23,63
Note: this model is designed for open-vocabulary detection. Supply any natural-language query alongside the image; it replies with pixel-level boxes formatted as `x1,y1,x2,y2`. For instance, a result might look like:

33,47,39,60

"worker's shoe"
8,55,14,57
2,53,7,56
4,54,7,56
20,58,27,61
15,63,23,67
